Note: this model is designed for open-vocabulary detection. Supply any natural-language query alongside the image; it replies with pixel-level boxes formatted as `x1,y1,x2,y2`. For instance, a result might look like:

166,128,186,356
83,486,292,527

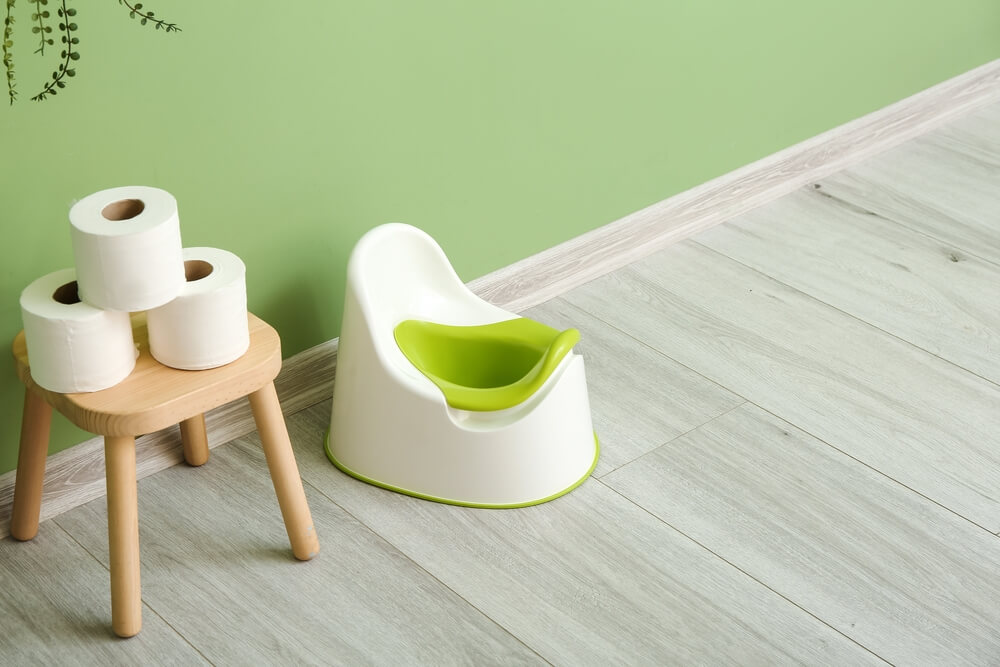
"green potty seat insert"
394,318,580,412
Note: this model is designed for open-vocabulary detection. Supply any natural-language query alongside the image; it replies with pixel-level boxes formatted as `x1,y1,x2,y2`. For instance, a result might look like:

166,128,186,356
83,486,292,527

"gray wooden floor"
4,102,1000,666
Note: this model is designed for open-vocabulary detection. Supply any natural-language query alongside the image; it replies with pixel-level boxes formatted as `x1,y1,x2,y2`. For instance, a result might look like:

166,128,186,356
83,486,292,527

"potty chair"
326,223,598,507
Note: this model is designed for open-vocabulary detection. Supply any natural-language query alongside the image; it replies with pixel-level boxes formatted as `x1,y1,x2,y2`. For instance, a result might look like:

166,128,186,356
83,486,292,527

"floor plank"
920,102,1000,170
564,241,1000,531
604,403,1000,665
293,402,881,666
523,298,743,476
696,187,1000,384
54,439,542,666
0,526,207,665
816,102,1000,263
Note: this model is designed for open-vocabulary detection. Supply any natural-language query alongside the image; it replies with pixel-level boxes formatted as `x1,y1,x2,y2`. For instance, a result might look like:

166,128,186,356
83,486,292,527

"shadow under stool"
8,313,319,638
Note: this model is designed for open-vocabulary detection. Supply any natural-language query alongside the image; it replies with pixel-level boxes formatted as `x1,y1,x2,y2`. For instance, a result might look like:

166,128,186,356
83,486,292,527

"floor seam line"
560,262,999,535
294,473,554,665
741,400,999,535
593,478,892,666
594,400,748,479
52,519,216,663
555,297,750,404
811,178,1000,271
688,238,1000,392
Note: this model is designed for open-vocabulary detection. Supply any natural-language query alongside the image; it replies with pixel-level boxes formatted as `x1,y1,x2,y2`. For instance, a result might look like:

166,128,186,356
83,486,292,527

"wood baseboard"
2,59,998,539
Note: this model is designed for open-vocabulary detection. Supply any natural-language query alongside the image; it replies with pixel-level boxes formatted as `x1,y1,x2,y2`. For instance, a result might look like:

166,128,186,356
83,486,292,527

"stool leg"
105,435,142,638
179,414,210,466
248,382,319,561
10,389,53,541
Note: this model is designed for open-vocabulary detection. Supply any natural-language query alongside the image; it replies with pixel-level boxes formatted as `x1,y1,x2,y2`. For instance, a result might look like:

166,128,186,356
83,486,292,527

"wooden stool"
8,313,319,638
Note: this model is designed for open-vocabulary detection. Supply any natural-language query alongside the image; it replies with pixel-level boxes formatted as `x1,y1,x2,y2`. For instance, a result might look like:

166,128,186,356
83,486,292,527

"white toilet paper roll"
20,269,138,393
147,247,250,370
70,185,185,311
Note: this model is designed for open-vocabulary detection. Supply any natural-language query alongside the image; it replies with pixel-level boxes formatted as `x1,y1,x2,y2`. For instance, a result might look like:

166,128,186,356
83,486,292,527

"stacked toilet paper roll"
147,247,250,370
70,186,186,311
20,185,251,393
20,269,138,393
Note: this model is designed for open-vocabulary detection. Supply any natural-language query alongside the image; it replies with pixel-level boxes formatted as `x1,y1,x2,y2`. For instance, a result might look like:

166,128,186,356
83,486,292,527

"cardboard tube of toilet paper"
147,247,250,370
70,185,185,311
20,268,138,393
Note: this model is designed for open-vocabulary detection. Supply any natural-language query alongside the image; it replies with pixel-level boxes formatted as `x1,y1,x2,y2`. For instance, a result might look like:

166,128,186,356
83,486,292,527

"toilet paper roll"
20,268,138,393
70,185,185,311
147,247,250,370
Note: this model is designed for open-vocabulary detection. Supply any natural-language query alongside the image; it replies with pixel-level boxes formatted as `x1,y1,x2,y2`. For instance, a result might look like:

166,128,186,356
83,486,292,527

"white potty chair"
326,223,599,507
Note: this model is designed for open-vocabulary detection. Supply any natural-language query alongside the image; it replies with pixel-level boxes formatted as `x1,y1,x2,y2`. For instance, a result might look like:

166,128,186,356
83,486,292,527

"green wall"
1,1,997,474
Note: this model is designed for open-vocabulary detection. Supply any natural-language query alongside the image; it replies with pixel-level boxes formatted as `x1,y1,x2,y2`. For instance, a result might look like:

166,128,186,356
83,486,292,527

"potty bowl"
326,223,599,507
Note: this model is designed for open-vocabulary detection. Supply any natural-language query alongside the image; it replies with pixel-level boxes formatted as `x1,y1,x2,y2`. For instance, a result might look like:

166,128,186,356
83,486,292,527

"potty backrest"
344,224,514,370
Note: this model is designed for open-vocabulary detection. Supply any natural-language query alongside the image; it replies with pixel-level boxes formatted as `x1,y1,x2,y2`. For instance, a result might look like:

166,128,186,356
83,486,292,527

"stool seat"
13,314,282,437
9,312,319,638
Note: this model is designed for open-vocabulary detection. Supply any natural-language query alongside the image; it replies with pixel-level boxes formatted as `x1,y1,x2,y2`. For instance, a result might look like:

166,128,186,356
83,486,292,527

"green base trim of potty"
324,430,600,509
